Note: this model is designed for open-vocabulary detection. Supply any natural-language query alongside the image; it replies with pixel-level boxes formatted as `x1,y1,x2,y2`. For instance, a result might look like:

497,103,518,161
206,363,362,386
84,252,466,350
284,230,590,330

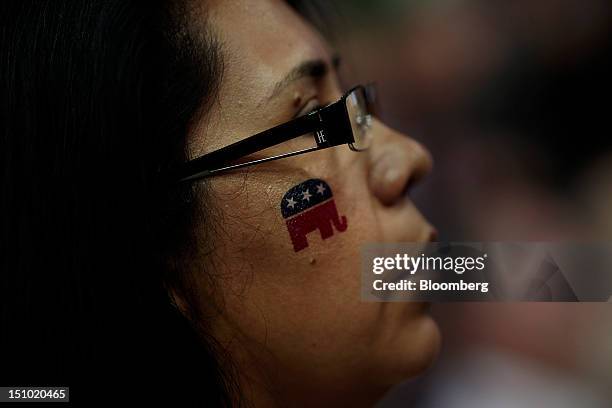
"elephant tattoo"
280,179,348,252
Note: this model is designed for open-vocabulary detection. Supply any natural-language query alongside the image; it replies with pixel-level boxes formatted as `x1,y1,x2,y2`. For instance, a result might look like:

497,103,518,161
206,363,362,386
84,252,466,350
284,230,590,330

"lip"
389,217,437,243
386,193,438,243
428,227,439,242
410,225,437,244
414,228,437,314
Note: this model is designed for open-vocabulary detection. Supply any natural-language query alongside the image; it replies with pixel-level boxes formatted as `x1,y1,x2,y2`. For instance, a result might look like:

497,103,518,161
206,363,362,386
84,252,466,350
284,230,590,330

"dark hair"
0,0,233,405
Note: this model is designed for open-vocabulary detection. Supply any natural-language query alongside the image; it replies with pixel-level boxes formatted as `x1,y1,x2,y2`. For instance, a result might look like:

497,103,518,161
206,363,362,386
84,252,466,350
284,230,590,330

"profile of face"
185,0,440,405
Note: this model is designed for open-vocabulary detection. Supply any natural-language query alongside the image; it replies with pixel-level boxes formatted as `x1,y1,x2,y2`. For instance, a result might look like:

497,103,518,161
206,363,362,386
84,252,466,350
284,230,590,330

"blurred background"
306,0,612,406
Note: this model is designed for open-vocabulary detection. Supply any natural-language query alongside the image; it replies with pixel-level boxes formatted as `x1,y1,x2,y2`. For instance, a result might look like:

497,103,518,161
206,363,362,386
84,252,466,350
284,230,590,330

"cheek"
207,170,376,292
208,151,381,268
204,160,436,390
208,178,384,346
208,150,375,281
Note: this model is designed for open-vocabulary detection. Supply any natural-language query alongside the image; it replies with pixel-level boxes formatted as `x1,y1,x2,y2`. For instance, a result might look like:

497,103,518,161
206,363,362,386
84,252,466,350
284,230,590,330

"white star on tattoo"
302,189,312,202
286,197,297,209
315,183,326,195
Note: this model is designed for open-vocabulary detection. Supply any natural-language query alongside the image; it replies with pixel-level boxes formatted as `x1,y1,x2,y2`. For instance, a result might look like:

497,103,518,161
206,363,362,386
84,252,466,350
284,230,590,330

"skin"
183,0,440,406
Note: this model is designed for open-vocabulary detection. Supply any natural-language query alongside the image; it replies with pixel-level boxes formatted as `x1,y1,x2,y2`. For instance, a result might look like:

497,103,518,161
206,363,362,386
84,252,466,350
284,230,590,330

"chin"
404,314,441,375
379,313,441,389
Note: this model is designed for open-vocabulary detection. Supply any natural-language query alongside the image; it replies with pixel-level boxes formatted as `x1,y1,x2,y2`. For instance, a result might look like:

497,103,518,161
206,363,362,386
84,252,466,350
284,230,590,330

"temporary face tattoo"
281,179,348,252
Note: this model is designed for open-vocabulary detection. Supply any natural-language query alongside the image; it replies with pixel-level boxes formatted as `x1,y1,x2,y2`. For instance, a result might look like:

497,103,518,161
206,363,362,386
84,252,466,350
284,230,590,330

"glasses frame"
174,84,376,182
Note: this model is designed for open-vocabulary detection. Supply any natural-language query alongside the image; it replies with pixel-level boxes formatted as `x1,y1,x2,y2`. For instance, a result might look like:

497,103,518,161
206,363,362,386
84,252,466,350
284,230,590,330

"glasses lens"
346,86,373,151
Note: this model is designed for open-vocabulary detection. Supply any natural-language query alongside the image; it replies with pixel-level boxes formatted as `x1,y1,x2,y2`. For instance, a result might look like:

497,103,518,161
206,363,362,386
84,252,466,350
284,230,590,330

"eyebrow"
267,53,341,101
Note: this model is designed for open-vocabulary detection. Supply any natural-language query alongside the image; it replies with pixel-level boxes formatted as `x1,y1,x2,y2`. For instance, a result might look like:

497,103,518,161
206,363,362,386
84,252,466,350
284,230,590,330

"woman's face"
187,0,440,405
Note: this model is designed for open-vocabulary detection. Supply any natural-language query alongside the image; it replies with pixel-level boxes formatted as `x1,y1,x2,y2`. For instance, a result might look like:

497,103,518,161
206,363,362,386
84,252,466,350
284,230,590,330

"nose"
367,120,433,206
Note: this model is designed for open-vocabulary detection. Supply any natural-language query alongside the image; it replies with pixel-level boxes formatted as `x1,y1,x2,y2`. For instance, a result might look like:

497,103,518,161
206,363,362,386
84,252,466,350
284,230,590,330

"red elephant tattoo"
281,179,348,252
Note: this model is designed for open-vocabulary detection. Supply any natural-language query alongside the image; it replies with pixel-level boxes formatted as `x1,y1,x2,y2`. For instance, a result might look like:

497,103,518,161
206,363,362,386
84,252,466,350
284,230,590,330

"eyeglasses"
175,84,377,182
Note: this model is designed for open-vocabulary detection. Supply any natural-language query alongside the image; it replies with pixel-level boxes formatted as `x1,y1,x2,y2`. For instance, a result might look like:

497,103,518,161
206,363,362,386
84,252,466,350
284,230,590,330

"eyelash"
306,103,322,115
295,98,321,119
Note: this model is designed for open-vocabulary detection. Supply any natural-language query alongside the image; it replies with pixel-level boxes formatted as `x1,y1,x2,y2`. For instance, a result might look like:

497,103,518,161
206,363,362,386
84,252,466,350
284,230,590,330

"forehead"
188,0,333,154
206,0,329,88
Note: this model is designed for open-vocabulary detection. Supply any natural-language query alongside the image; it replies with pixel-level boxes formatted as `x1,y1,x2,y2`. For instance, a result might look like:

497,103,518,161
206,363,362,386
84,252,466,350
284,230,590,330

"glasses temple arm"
175,113,320,181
